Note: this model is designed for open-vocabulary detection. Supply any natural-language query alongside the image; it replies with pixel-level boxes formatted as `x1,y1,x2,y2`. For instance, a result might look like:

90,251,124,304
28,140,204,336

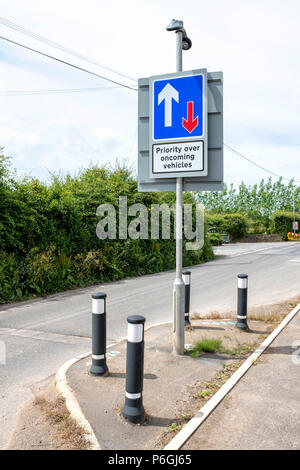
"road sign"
293,221,298,231
149,70,207,179
153,75,204,140
138,70,223,192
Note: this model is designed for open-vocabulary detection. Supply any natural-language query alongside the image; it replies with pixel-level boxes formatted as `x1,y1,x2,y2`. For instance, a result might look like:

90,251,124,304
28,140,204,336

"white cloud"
0,0,300,186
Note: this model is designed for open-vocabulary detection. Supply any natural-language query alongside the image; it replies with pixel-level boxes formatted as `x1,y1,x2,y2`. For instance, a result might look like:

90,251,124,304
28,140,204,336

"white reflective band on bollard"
128,323,143,343
237,316,247,320
238,278,248,289
182,274,190,285
92,354,105,360
126,392,142,399
92,298,105,314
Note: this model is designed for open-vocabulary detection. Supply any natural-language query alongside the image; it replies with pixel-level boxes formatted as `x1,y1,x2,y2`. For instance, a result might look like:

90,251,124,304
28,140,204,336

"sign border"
137,70,223,192
152,140,204,175
152,73,206,142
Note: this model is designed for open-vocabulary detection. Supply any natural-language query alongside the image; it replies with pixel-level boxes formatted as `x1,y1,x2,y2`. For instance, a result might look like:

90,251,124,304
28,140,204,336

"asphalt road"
0,241,299,449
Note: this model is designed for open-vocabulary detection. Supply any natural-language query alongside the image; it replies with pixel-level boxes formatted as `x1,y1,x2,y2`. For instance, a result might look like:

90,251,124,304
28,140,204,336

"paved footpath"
183,310,300,450
66,319,267,450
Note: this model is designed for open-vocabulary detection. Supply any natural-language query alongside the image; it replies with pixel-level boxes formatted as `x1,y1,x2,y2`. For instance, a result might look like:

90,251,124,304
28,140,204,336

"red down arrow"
182,101,198,133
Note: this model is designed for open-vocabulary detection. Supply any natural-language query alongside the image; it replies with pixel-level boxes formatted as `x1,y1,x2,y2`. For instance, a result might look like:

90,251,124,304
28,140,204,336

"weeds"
167,414,192,434
197,389,212,398
187,338,225,357
187,337,259,359
167,422,183,433
192,310,289,324
195,361,242,402
34,395,90,450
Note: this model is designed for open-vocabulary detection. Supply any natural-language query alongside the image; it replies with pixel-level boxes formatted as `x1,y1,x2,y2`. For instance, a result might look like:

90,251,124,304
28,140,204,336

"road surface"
0,241,299,449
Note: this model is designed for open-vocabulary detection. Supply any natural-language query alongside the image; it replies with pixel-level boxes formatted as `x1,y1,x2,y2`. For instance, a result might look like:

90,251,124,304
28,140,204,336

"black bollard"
90,292,109,376
235,274,249,331
122,315,146,424
182,270,191,326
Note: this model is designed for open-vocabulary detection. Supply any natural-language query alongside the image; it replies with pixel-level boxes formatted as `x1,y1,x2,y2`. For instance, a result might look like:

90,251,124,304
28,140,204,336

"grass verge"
186,338,257,358
34,395,90,450
187,338,224,356
192,297,300,325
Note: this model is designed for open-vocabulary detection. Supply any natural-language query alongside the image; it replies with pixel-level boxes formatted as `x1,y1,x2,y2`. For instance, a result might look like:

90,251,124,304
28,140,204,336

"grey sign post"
168,20,203,355
137,19,223,355
173,21,185,355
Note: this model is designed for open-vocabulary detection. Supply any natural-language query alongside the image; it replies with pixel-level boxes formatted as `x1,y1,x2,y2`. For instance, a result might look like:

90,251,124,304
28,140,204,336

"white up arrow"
158,83,179,127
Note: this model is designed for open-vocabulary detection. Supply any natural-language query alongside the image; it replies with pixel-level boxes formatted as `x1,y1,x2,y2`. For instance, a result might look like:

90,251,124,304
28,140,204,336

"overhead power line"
225,143,300,183
0,85,122,96
0,29,297,183
0,16,137,83
0,35,137,91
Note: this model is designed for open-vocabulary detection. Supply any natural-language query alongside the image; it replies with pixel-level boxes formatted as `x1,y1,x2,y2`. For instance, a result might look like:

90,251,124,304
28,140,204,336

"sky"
0,0,300,187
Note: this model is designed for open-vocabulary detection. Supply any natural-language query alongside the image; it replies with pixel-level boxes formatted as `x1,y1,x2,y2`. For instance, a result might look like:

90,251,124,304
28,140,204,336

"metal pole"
293,190,296,232
176,30,183,71
173,30,185,355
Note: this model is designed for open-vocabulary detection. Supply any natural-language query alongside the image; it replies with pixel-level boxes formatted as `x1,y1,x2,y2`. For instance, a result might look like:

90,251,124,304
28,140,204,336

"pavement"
66,319,268,450
0,241,299,449
183,309,300,450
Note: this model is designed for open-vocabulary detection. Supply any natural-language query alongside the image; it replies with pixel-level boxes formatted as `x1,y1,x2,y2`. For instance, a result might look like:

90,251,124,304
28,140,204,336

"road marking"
12,308,90,330
289,259,300,263
214,242,299,259
0,328,90,345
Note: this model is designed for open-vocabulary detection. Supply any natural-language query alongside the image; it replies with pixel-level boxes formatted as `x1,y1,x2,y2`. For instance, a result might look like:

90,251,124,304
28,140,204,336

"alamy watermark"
292,340,300,365
95,196,204,251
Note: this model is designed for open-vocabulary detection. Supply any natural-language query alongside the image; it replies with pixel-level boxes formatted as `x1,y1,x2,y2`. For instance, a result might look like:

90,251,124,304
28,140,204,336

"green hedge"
270,211,300,240
205,213,249,240
207,233,224,246
0,153,214,303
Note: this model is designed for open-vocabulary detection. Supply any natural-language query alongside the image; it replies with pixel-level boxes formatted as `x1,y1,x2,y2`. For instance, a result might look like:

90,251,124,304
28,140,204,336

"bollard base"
184,316,191,326
89,364,109,376
235,321,249,331
122,400,145,424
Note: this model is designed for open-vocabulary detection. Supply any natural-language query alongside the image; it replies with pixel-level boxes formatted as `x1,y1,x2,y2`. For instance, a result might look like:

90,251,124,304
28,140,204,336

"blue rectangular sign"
148,69,208,179
153,74,204,141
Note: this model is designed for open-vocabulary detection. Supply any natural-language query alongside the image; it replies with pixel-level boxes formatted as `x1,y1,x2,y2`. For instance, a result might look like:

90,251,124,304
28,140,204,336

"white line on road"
0,328,90,345
214,243,298,259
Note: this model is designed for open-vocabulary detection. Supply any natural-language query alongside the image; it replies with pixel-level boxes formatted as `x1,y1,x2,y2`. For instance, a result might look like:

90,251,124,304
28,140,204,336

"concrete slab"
67,320,267,450
183,311,300,450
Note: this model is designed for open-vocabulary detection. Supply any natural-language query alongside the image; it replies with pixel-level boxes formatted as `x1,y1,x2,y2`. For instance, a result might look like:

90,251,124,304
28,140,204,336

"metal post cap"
127,315,145,324
92,292,106,299
166,19,184,31
238,274,248,279
182,270,191,275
